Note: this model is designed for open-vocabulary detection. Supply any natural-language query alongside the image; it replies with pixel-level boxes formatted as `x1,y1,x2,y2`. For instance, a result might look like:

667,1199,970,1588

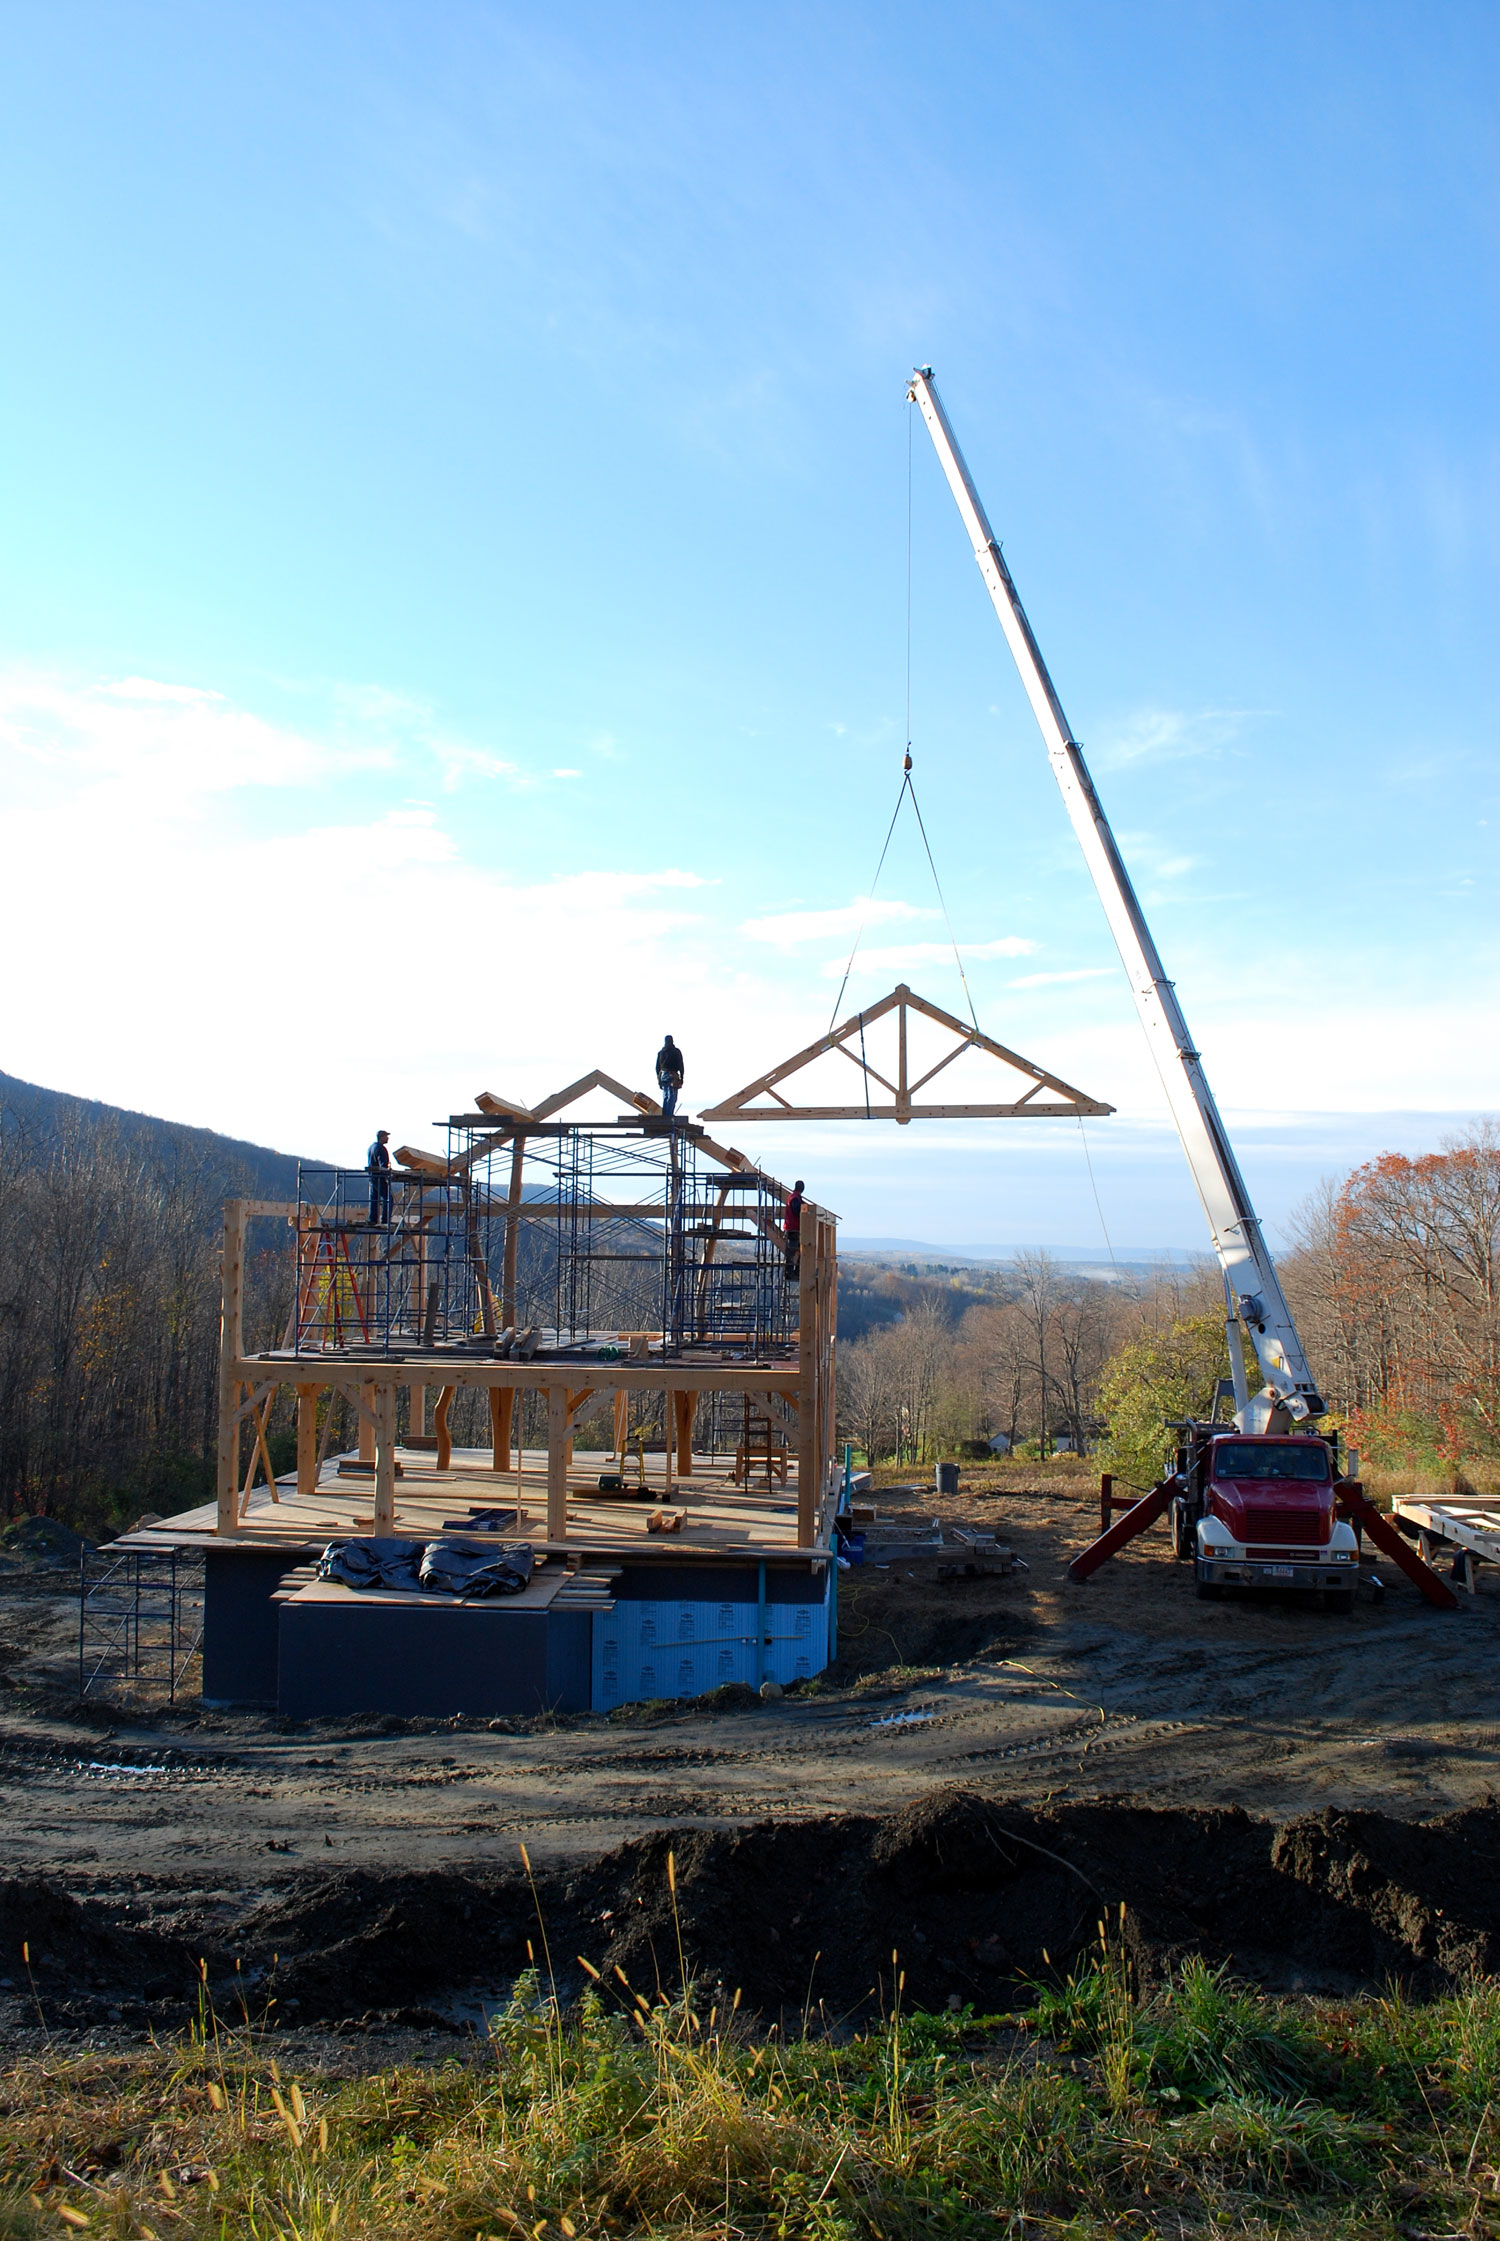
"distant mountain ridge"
0,1069,306,1202
840,1235,1208,1270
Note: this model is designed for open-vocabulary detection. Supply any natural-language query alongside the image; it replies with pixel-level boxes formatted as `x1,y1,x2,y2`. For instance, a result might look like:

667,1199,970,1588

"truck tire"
1170,1498,1194,1561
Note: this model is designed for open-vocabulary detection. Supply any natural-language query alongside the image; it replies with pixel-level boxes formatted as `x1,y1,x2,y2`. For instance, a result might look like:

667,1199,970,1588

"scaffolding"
78,1547,204,1702
291,1119,796,1363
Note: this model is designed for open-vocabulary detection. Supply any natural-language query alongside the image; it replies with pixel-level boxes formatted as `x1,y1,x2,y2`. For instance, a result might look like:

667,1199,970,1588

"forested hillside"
0,1074,305,1529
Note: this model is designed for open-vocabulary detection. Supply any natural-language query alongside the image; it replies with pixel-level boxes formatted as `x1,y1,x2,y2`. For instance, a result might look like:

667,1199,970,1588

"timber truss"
701,983,1114,1125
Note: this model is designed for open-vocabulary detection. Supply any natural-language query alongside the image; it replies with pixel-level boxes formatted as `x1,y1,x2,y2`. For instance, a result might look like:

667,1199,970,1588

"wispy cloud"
1092,705,1262,770
740,897,935,948
1006,966,1113,989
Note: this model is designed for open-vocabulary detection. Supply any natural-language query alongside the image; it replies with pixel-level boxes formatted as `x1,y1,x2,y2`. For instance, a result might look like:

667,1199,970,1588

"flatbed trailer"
1393,1496,1500,1596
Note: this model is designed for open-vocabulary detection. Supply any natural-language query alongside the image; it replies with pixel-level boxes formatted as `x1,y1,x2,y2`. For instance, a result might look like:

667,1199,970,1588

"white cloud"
740,897,935,948
0,668,379,798
553,767,582,779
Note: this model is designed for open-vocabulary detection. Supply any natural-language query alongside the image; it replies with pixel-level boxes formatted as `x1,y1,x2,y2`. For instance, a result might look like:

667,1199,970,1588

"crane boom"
907,366,1323,1424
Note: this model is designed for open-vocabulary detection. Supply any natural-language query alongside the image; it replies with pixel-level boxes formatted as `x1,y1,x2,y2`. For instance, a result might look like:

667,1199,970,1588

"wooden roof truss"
700,982,1113,1125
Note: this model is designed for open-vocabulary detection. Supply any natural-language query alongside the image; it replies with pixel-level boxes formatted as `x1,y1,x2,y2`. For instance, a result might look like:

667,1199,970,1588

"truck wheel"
1323,1588,1355,1615
1170,1498,1194,1561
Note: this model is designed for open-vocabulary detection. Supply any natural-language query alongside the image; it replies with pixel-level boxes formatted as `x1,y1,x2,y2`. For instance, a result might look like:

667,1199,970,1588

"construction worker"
783,1180,804,1281
367,1129,392,1226
655,1034,685,1118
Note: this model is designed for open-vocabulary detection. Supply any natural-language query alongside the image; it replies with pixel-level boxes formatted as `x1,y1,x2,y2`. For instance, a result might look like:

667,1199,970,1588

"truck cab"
1183,1431,1360,1609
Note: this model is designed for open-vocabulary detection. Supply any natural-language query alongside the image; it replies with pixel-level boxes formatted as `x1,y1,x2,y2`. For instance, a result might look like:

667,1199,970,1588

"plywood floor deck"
114,1446,827,1566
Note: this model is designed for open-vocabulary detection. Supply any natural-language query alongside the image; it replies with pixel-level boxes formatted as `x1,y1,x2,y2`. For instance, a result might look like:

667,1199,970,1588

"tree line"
837,1121,1500,1488
4,1097,1495,1529
0,1101,291,1530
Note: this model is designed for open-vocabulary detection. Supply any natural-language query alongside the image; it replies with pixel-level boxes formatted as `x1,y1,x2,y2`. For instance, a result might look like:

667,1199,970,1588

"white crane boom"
907,366,1323,1425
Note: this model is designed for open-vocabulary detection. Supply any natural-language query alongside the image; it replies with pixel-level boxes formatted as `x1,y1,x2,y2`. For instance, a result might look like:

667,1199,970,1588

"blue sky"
1,2,1495,1250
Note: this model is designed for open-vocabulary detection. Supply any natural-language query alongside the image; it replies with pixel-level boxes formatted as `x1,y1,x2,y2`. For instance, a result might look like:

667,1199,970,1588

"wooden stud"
359,1383,376,1465
547,1384,569,1541
408,1383,426,1439
675,1388,694,1476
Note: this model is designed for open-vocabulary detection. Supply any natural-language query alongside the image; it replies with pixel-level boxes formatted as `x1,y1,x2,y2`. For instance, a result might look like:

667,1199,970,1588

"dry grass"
3,1935,1500,2239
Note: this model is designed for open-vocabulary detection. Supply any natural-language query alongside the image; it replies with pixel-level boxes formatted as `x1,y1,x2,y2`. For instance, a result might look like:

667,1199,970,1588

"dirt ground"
1,1480,1496,2048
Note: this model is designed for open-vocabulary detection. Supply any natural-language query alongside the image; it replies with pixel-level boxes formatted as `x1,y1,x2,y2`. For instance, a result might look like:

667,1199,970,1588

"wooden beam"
236,1355,815,1396
475,1090,537,1118
674,1388,694,1476
358,1382,376,1465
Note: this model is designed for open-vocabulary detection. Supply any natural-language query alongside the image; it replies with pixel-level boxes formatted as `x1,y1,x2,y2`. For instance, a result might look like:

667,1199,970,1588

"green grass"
2,1941,1499,2238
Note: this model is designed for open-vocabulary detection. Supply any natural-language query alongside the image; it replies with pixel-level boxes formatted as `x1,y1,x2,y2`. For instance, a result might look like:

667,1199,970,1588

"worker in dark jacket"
367,1130,392,1226
783,1180,804,1281
655,1034,685,1118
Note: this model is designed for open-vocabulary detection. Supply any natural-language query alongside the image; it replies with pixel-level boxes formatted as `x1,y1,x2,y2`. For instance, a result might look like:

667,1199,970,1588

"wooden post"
613,1389,629,1463
502,1142,525,1327
296,1384,320,1497
489,1386,514,1472
674,1389,694,1477
359,1383,376,1465
216,1200,247,1535
434,1384,455,1471
408,1383,426,1439
797,1201,819,1545
373,1382,397,1534
547,1383,569,1541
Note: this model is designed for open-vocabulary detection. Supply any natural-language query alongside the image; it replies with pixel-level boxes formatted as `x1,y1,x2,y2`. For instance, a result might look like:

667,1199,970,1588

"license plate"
1266,1565,1295,1579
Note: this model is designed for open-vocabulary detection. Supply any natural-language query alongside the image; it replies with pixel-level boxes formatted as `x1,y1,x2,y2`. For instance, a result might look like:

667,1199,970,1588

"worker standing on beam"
783,1179,804,1281
366,1129,392,1227
655,1034,685,1118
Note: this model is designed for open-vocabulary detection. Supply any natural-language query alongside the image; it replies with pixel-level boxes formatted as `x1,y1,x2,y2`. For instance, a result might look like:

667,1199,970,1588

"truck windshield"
1213,1442,1330,1483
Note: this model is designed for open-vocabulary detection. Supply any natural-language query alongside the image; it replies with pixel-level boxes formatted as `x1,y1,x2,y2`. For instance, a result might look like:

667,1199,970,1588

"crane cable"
826,401,981,1039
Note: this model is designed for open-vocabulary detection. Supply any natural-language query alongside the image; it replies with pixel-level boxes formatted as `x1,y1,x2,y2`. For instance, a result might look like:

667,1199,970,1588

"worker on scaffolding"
783,1179,804,1282
366,1129,392,1226
655,1034,685,1119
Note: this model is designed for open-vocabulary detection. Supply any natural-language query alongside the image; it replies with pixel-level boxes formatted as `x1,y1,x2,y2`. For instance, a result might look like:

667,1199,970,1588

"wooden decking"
116,1444,824,1566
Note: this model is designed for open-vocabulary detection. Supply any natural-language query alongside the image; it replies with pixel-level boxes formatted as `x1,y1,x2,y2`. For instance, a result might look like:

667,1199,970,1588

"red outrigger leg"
1337,1481,1459,1610
1068,1479,1174,1582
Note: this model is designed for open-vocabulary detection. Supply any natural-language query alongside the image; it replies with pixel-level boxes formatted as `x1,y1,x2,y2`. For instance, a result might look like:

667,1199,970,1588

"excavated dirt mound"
4,1788,1498,2036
